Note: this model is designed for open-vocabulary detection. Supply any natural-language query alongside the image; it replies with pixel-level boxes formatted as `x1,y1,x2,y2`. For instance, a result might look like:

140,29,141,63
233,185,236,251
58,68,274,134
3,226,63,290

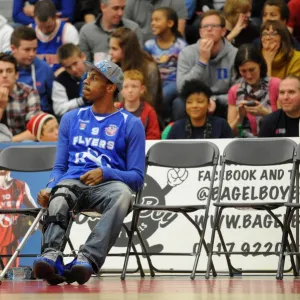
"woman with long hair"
261,19,300,79
109,27,163,118
227,44,280,137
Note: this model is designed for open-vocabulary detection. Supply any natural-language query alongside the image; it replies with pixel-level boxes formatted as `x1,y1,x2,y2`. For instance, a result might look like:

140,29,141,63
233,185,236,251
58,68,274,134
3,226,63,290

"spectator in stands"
224,0,260,48
109,27,163,118
26,112,58,141
118,70,160,139
227,44,280,137
287,0,300,43
259,75,300,137
11,26,54,114
144,7,187,122
261,20,300,79
53,43,88,119
73,0,100,32
12,0,75,26
176,10,238,120
255,0,300,50
0,15,13,53
0,53,40,142
167,79,233,139
33,0,79,74
79,0,142,63
124,0,187,42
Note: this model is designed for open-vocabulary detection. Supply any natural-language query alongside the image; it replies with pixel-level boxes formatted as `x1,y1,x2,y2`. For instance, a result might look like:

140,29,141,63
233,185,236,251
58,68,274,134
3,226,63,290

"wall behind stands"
1,139,300,272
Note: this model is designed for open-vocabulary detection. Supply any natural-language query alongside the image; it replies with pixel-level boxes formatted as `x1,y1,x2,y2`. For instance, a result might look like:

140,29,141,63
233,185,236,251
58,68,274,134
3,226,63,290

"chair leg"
0,209,46,284
268,208,299,276
206,207,222,279
122,223,145,277
67,238,77,257
121,210,140,280
0,257,4,270
182,211,213,280
59,213,74,253
277,207,294,280
136,230,155,277
217,226,234,277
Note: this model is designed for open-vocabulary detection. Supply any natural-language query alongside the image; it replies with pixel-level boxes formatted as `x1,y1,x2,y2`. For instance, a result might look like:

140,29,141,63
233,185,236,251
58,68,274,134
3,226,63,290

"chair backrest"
0,144,57,172
222,138,297,166
146,141,219,168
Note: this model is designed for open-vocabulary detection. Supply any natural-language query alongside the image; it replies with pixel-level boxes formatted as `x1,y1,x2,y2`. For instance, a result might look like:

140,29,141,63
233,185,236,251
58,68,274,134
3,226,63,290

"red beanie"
26,113,56,140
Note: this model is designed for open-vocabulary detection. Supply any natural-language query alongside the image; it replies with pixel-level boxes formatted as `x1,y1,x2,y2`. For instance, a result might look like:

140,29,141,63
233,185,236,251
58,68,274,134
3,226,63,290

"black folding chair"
205,138,299,279
0,144,56,284
121,140,219,280
58,203,146,277
277,143,300,280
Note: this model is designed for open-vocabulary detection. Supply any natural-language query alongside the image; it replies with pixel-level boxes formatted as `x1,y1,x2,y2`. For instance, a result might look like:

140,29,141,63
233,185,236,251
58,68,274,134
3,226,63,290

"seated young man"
259,75,300,137
13,0,75,26
33,60,145,285
33,0,79,74
11,26,55,114
52,43,88,119
0,53,40,142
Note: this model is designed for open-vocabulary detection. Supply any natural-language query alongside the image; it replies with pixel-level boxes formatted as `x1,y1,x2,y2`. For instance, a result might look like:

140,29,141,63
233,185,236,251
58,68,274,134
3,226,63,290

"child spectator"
167,79,233,139
261,20,300,79
119,70,160,140
26,112,58,141
144,7,187,122
224,0,260,48
109,27,163,119
53,43,88,119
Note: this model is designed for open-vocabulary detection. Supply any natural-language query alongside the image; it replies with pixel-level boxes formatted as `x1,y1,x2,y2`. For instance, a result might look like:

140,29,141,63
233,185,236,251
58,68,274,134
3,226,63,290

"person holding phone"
227,44,280,137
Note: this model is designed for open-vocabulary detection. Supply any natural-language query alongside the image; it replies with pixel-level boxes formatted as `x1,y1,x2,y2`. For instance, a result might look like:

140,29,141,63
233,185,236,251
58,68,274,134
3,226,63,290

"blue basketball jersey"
34,21,65,72
47,107,145,191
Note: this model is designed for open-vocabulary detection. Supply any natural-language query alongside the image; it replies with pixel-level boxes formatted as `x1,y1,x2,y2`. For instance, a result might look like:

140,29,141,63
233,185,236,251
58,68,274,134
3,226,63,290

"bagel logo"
77,168,188,252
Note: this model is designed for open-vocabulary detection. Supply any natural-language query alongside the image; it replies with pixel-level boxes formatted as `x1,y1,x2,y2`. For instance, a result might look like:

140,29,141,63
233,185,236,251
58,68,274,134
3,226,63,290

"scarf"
185,116,213,139
236,77,271,136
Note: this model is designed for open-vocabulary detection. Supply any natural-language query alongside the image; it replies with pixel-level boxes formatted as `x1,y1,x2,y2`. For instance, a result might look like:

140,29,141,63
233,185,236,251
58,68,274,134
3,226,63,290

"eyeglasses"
200,24,222,29
261,31,279,37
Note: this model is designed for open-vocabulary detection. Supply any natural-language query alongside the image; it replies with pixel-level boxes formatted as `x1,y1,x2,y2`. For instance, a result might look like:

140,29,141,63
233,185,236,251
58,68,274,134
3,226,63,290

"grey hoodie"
0,15,13,53
177,38,238,106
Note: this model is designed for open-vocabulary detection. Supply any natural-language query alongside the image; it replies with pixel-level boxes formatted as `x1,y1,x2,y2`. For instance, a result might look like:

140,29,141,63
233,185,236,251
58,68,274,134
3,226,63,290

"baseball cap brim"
84,61,122,91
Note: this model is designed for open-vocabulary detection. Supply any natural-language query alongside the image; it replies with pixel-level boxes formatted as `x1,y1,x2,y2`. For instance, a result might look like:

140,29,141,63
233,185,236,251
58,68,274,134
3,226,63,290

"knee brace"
43,184,84,232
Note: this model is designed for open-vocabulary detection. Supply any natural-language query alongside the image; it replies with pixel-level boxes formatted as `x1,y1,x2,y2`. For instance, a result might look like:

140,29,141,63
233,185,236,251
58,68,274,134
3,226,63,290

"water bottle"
6,267,33,280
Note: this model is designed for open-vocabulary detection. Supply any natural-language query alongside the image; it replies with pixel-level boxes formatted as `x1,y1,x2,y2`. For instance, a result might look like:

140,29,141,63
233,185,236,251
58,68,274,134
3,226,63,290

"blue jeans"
163,81,178,120
43,179,133,272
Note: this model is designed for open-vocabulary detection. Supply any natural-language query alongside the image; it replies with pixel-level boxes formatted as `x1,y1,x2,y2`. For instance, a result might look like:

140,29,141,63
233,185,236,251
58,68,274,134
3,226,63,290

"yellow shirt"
271,50,300,79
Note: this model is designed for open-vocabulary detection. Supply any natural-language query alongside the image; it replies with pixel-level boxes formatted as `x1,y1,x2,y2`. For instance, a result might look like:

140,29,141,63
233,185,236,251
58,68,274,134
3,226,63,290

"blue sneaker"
64,253,93,285
33,251,65,285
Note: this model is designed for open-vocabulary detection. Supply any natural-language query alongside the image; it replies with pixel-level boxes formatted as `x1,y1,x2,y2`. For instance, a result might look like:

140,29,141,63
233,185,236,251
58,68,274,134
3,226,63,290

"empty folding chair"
0,144,56,284
277,142,300,280
206,138,299,279
121,140,219,280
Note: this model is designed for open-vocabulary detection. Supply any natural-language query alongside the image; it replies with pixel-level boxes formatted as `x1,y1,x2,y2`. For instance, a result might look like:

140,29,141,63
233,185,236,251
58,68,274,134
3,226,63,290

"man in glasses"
176,10,238,120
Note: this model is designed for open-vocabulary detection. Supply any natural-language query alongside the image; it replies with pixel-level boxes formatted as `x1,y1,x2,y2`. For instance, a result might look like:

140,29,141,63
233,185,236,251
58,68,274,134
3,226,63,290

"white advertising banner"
66,138,300,272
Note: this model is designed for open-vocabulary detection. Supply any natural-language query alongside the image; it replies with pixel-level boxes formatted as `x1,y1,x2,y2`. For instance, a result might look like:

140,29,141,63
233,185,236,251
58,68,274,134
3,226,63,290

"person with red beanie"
26,112,58,141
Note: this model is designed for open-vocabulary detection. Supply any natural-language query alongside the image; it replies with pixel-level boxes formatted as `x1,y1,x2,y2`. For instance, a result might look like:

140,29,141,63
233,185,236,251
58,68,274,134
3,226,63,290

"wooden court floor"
1,275,300,300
